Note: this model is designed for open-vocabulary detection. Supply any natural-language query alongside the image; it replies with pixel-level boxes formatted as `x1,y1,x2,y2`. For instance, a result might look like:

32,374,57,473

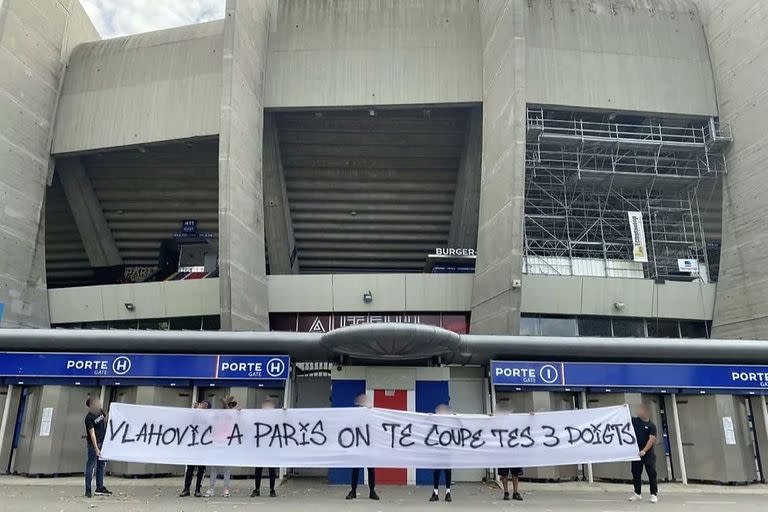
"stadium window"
577,316,612,337
520,315,540,336
202,315,221,331
680,320,708,338
540,316,577,337
611,318,646,338
647,319,681,338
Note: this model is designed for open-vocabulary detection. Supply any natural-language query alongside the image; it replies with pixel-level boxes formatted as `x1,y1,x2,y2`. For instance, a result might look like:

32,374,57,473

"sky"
81,0,226,38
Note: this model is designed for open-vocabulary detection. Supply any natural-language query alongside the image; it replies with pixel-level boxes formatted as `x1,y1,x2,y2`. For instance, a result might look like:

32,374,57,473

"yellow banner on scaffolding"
628,211,648,263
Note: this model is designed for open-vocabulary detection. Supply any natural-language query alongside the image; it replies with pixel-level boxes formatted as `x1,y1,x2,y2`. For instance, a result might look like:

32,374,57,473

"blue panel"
329,379,365,485
416,380,450,485
0,303,4,324
491,361,768,391
0,353,289,381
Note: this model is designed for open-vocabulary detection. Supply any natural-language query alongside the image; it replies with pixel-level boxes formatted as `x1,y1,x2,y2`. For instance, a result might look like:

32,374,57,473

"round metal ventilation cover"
320,323,461,360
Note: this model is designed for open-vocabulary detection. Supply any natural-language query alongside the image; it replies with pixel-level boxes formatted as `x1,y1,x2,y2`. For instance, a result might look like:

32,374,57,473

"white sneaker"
628,493,642,502
223,488,231,498
204,488,215,498
650,494,658,503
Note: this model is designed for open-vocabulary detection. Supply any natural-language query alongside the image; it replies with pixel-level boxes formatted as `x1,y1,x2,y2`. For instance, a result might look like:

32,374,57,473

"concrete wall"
46,275,715,323
522,275,716,320
218,0,271,330
52,21,223,154
698,1,768,339
0,0,99,328
527,0,717,116
471,0,526,335
47,279,220,324
264,0,482,107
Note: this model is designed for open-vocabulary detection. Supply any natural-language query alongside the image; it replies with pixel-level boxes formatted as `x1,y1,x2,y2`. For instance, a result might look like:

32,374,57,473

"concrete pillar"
471,0,526,334
698,1,768,339
57,157,123,268
448,106,482,248
218,0,273,330
263,113,298,274
666,394,687,484
0,0,98,328
0,385,20,473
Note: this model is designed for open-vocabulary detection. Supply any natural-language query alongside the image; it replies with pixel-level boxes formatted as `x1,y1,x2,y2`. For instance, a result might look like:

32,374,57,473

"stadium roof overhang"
2,324,768,365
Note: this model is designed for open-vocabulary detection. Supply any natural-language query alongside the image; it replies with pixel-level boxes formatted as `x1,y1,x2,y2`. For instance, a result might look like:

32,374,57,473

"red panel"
373,389,408,485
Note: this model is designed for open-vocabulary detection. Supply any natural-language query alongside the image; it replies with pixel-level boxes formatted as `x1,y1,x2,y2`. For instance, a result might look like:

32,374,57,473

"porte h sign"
102,403,639,469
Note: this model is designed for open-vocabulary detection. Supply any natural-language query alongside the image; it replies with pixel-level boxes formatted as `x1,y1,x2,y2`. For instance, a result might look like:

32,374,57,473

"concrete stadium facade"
1,0,768,486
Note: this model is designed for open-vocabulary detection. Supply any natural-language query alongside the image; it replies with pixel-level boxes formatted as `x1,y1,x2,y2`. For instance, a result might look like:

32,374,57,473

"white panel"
265,0,482,107
332,274,406,312
526,0,717,115
267,275,334,312
404,274,473,311
52,22,224,154
47,286,104,324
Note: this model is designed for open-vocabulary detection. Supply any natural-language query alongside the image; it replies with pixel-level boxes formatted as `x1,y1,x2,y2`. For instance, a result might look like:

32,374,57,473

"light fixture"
363,291,373,304
368,109,376,117
124,303,135,311
613,301,625,311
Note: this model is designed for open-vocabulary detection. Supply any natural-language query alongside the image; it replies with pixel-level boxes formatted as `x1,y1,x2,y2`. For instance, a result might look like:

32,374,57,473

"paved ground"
1,476,767,512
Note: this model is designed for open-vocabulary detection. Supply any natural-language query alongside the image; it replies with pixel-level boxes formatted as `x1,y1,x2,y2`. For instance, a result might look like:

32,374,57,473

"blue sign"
0,353,290,381
182,219,198,233
491,361,768,391
0,303,4,324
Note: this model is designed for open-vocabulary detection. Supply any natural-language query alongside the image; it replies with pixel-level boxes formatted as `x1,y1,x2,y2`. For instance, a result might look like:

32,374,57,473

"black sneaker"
179,490,190,497
429,493,439,502
445,492,452,503
269,489,277,498
250,489,260,498
512,492,523,501
346,490,357,500
503,492,510,501
194,491,203,498
85,491,92,498
94,488,112,496
369,490,380,500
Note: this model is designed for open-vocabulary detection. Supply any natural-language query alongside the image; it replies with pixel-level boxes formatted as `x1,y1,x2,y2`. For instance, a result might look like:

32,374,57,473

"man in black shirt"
629,403,658,503
84,397,111,498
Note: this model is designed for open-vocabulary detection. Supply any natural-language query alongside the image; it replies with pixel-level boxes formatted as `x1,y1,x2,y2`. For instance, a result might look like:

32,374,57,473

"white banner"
102,404,639,468
628,211,649,262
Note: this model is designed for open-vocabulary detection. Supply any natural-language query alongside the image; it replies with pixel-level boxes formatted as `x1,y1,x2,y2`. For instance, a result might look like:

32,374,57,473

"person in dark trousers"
430,404,452,502
346,393,379,501
499,468,523,501
629,403,659,503
251,397,279,498
84,397,111,498
180,400,209,497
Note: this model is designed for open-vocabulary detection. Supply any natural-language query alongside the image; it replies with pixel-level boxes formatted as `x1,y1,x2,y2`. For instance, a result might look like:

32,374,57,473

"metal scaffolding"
524,107,732,280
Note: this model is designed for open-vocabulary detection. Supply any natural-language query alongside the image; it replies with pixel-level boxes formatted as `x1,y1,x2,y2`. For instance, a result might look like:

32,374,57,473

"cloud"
80,0,226,38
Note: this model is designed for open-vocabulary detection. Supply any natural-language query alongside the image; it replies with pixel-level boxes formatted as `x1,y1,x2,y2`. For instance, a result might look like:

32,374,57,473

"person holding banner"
628,403,659,503
346,393,380,501
84,397,112,498
180,400,210,498
251,397,279,498
205,395,241,498
429,404,453,502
